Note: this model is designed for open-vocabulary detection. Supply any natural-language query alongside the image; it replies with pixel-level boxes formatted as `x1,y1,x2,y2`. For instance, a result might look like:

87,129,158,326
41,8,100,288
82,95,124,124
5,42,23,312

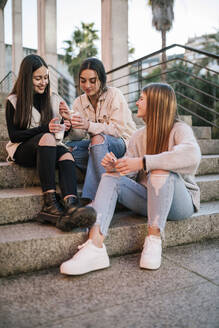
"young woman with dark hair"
5,54,96,231
61,57,136,204
60,83,201,275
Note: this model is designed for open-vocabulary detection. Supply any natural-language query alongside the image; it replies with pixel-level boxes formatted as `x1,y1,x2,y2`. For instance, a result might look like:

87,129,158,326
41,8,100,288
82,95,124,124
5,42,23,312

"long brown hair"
143,83,177,155
11,54,52,129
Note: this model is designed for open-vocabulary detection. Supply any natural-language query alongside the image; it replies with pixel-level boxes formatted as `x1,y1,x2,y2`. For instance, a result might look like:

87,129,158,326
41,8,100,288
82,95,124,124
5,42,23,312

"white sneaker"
60,239,110,275
140,235,162,270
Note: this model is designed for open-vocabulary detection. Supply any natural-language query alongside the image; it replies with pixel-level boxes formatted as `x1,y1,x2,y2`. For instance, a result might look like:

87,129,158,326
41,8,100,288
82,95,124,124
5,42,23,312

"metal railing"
0,71,16,107
106,44,219,136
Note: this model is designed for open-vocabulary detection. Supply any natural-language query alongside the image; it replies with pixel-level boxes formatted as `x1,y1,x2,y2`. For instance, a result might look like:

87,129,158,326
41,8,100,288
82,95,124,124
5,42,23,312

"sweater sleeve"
6,100,49,143
145,124,201,175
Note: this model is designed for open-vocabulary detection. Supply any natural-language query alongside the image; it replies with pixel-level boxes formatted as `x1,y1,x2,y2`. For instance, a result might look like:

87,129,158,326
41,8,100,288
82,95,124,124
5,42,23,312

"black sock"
58,159,78,198
37,146,57,192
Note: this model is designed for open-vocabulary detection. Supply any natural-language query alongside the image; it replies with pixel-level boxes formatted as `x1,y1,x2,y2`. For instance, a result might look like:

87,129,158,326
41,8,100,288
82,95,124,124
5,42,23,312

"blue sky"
4,0,219,60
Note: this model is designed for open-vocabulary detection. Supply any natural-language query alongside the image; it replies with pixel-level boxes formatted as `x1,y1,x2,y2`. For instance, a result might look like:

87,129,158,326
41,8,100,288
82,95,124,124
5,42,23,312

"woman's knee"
91,134,105,146
150,169,170,176
38,133,56,146
149,170,170,191
58,152,74,161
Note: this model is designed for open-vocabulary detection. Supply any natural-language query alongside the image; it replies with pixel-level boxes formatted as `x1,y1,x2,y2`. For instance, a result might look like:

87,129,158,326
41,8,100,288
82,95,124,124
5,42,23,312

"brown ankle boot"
35,192,64,225
56,196,96,232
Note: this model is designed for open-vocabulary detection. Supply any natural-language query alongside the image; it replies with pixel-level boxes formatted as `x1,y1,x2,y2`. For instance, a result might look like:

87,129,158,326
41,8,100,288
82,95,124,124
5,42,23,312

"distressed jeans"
66,134,126,200
92,172,195,236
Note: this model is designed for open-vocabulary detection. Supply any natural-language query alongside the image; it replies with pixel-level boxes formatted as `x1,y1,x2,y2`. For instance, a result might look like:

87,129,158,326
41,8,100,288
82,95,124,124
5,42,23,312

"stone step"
0,174,219,225
198,139,219,155
197,155,219,175
0,155,218,189
0,140,8,161
179,115,192,126
0,139,219,162
196,174,219,202
0,200,218,277
0,122,9,141
192,126,211,139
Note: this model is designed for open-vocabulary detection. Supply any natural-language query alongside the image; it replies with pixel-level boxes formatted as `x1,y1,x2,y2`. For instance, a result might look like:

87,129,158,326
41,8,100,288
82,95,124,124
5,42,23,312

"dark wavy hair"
11,54,52,129
78,57,107,95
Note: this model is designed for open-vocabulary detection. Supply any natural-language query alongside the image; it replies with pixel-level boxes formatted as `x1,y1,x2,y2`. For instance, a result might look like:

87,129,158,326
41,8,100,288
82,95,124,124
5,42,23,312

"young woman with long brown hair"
60,82,201,275
5,54,96,231
61,57,136,204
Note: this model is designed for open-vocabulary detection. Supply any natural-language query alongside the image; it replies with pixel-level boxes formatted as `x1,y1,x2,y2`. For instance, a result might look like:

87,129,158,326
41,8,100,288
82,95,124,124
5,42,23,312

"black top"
6,94,50,143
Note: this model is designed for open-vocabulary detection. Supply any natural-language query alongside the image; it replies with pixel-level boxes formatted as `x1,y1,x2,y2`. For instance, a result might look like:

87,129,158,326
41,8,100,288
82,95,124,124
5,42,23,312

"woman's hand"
114,157,143,175
71,113,89,130
101,152,117,172
59,101,71,120
64,119,71,131
49,117,63,134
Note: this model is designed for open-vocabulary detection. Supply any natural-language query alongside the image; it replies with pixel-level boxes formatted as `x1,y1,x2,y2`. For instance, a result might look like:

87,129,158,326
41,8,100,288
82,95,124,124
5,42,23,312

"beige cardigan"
126,121,201,211
68,87,137,146
6,93,63,160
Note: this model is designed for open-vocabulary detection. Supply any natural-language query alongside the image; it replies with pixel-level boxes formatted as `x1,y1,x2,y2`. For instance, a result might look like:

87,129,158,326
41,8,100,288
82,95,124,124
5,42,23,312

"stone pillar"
37,0,57,91
0,7,5,80
12,0,23,76
101,0,129,97
37,0,57,67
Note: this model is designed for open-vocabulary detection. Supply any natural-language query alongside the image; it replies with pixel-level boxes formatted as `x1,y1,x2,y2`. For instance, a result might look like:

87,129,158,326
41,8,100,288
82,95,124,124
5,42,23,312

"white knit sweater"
126,121,201,211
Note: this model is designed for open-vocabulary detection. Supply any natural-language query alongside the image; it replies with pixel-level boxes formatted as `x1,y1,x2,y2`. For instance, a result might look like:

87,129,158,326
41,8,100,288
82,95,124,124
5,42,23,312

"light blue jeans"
66,134,126,200
92,172,195,236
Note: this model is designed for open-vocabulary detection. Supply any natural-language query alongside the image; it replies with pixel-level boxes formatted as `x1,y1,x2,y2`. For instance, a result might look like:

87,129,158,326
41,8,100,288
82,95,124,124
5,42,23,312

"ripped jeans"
66,134,126,200
92,172,195,236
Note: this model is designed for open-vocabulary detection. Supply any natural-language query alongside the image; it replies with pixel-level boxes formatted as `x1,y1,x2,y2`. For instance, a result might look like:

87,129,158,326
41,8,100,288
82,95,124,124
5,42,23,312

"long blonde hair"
142,83,177,155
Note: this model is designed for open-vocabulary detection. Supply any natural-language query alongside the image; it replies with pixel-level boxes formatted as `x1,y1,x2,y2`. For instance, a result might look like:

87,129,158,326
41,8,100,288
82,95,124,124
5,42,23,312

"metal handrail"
106,43,219,131
0,71,16,85
107,43,219,74
176,91,219,117
178,104,218,128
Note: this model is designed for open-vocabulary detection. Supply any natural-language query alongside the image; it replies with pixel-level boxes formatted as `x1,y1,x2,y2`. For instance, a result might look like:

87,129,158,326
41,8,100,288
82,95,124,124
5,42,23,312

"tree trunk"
161,30,167,82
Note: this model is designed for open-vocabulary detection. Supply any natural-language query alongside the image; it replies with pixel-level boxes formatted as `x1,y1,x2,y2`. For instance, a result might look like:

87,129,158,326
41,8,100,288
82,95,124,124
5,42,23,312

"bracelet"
142,156,146,171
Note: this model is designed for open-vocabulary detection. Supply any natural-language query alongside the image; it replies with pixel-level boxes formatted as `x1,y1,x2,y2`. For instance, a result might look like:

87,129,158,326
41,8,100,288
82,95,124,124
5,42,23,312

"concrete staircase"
0,109,219,277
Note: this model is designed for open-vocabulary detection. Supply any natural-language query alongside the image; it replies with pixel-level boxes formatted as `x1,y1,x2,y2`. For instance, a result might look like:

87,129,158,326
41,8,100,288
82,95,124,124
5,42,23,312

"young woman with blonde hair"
60,83,201,275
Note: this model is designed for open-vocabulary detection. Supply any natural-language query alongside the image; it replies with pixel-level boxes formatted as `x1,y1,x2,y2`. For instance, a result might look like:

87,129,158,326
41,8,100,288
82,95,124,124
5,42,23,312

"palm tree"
62,22,99,93
149,0,174,81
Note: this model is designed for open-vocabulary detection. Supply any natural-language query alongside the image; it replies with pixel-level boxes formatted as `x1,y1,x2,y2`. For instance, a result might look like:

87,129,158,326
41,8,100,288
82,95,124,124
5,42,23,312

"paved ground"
0,238,218,328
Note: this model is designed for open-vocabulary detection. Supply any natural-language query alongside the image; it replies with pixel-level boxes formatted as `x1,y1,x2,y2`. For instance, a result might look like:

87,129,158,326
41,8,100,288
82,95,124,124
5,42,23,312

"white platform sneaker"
60,239,110,275
140,235,162,270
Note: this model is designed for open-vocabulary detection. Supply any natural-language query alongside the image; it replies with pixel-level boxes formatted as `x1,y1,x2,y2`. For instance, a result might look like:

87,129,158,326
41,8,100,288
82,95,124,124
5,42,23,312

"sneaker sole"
139,260,161,270
60,260,110,275
34,212,59,225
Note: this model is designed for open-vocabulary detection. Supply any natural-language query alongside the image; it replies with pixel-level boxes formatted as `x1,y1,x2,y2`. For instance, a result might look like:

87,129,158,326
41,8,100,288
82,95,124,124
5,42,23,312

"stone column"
37,0,57,66
12,0,23,76
101,0,129,98
0,6,5,80
37,0,57,91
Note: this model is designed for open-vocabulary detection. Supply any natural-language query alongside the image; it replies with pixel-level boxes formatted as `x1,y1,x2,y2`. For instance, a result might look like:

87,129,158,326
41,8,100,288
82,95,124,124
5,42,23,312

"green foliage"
62,22,99,88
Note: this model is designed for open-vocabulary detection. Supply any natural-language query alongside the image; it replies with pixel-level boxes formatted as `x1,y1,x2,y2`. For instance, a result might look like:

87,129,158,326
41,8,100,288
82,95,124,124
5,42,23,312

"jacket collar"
79,88,108,110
